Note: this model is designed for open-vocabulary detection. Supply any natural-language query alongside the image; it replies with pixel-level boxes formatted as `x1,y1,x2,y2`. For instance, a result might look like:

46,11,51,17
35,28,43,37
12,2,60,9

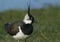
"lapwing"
4,1,35,42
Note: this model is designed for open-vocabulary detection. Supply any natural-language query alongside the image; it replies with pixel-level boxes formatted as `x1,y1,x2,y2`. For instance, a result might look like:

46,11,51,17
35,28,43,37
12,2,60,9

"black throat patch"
20,22,33,35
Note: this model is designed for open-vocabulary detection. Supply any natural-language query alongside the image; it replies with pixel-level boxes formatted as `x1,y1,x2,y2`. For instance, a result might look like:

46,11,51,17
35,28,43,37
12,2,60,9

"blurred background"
0,0,60,42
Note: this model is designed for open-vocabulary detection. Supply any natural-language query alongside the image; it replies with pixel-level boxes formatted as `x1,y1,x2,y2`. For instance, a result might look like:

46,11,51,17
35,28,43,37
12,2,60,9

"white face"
23,13,32,24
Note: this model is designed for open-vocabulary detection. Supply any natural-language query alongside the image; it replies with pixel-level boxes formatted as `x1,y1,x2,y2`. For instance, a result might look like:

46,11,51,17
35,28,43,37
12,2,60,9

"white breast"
13,26,29,40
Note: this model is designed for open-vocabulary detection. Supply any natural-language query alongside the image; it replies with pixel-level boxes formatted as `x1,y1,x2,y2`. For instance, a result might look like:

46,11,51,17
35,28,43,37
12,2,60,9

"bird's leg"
18,40,19,42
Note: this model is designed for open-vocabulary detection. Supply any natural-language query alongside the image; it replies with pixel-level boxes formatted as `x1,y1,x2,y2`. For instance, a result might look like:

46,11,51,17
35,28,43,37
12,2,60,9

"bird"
4,0,35,42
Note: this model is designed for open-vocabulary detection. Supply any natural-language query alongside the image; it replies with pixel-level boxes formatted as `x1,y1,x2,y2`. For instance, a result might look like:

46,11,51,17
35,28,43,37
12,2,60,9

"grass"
0,6,60,42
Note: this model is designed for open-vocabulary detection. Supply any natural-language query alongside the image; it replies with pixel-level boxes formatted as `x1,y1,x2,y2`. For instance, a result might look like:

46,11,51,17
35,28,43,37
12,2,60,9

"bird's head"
23,1,35,24
23,13,34,24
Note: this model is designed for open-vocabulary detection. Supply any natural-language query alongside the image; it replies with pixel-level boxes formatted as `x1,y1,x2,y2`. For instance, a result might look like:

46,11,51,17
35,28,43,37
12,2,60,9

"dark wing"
5,21,21,36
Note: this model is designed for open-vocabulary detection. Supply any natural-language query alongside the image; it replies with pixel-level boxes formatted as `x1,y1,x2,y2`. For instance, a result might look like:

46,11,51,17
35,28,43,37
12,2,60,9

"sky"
0,0,60,11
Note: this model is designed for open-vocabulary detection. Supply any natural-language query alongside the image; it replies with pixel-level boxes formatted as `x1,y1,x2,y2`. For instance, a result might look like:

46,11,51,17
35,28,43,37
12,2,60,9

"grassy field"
0,6,60,42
